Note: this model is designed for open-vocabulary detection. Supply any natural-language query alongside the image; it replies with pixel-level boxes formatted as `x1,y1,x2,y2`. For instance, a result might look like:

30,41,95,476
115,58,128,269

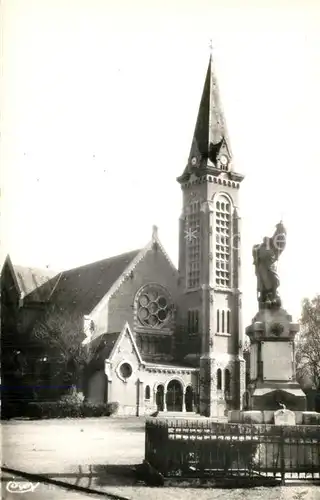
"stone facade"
86,323,198,416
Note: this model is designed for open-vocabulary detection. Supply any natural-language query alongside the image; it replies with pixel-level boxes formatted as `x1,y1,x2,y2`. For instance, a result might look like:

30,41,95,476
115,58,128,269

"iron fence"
145,418,320,484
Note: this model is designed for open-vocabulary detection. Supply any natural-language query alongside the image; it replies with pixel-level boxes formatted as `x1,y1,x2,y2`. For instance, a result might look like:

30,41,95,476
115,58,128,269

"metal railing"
145,418,320,484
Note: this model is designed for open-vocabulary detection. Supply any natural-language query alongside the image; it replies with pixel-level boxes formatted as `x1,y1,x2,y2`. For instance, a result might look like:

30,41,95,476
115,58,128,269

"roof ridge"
13,263,60,276
91,245,151,315
61,248,141,275
153,234,178,274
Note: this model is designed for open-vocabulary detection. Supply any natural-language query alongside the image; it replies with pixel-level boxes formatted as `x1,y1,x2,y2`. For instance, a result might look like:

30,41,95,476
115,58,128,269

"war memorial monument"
229,220,320,425
142,221,320,486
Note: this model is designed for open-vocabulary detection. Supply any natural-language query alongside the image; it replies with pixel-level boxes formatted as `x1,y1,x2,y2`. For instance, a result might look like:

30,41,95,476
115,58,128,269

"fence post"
144,420,149,462
280,426,285,486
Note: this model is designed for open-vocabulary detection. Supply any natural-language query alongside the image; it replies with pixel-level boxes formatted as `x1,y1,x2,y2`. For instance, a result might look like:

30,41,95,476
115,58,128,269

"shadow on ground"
0,464,286,490
2,465,137,500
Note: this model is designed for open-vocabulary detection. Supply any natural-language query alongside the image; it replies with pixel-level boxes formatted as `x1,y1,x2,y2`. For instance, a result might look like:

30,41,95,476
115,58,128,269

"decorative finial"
152,225,158,240
209,38,213,52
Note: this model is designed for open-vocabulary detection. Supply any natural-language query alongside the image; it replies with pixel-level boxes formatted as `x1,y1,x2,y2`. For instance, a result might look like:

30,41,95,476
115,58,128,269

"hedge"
2,401,119,420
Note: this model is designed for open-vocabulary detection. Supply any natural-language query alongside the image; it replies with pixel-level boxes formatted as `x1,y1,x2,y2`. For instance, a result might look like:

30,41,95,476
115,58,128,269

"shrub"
107,401,119,415
24,400,119,419
60,387,85,404
82,401,119,417
82,402,107,417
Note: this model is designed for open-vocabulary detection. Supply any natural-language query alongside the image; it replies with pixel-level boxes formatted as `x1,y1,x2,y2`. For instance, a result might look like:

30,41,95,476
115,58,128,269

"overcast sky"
1,0,320,327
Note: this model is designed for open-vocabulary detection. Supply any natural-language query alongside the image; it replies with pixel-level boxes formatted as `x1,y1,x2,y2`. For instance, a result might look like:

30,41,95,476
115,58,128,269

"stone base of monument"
228,408,320,425
248,382,307,412
245,306,310,413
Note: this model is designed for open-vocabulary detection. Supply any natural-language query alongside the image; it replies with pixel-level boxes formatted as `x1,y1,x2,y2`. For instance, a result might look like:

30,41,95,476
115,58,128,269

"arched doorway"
166,380,183,412
185,386,194,412
156,384,164,411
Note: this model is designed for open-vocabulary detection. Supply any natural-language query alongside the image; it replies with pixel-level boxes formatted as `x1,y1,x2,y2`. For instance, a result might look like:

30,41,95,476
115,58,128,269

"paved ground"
1,472,98,500
1,418,320,500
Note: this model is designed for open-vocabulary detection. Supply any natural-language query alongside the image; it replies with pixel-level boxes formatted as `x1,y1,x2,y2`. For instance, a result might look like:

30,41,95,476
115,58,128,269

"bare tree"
31,304,96,394
296,295,320,390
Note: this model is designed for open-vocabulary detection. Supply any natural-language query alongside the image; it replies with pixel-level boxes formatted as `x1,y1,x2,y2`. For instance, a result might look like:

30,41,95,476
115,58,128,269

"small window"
225,369,231,393
119,362,132,379
145,385,151,400
194,310,199,333
188,309,199,334
217,369,222,390
227,311,230,333
222,311,225,333
217,310,220,332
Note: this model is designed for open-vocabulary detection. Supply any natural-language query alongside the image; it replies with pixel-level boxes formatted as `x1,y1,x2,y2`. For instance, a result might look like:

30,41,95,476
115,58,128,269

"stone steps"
157,411,198,418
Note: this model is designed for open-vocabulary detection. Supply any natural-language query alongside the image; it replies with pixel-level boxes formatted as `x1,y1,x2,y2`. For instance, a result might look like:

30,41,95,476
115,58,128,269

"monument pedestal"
228,305,320,424
244,306,307,411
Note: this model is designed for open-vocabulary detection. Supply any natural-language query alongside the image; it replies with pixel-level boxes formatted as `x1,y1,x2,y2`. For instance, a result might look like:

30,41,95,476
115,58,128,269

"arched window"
215,195,231,288
217,369,222,390
222,311,225,333
145,385,151,400
225,369,231,394
227,310,230,333
188,309,199,334
217,310,220,332
186,200,201,289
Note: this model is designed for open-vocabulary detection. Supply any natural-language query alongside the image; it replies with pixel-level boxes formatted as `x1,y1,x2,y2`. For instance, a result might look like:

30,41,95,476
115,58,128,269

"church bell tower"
177,54,245,417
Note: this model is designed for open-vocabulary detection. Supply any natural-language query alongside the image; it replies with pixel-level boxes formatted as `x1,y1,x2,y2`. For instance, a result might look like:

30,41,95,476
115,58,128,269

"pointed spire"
191,54,231,164
178,54,234,182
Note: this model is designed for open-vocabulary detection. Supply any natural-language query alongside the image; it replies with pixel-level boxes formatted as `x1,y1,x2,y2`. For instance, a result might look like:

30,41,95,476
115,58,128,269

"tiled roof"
91,332,121,362
51,249,141,314
13,265,60,302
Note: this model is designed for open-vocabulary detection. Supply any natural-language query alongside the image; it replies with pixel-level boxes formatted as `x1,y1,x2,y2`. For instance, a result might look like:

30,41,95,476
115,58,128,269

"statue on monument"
252,221,287,308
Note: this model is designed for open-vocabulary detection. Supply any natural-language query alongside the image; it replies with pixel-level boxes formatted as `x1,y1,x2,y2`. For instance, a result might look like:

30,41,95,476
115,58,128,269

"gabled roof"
90,331,122,363
90,322,142,367
1,255,21,295
4,227,176,317
50,249,141,315
91,227,178,316
13,265,61,303
108,321,143,364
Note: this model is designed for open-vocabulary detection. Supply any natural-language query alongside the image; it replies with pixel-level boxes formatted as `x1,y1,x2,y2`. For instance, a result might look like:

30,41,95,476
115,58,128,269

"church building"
2,55,246,418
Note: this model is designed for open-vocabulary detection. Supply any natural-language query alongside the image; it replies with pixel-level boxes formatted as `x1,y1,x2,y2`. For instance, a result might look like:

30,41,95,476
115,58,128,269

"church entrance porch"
166,380,183,412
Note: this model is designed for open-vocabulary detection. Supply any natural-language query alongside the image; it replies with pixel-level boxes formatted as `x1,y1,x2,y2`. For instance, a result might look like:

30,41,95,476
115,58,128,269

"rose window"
137,285,172,328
